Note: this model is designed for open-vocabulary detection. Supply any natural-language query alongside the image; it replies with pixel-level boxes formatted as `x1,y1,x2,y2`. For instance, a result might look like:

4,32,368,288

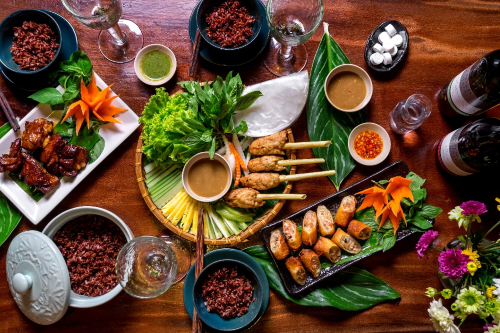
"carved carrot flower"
383,176,414,207
62,73,127,135
379,200,407,233
355,186,386,218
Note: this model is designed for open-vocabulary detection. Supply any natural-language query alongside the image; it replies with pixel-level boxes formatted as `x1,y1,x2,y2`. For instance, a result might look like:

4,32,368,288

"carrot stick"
228,142,247,171
234,160,241,187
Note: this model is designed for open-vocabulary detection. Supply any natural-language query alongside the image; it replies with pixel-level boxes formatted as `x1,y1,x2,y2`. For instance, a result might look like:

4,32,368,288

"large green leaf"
307,25,367,190
243,245,400,310
0,123,23,247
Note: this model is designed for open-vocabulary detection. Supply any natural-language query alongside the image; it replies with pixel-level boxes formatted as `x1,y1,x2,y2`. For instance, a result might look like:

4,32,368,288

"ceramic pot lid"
6,230,70,325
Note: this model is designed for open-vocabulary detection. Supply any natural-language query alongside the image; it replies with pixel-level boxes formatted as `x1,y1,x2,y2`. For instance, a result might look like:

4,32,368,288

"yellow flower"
462,247,482,268
486,286,497,300
467,262,478,276
496,197,500,211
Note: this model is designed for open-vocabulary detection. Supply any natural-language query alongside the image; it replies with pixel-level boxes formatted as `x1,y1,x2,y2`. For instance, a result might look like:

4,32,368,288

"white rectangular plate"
0,73,139,224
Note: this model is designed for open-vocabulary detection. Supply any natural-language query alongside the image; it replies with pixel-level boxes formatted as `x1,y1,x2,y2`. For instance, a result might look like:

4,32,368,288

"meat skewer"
248,156,325,172
225,188,306,209
240,170,336,191
249,130,331,156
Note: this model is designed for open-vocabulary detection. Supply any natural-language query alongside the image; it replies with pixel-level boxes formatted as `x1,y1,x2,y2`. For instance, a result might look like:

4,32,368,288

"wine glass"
115,236,177,299
263,0,323,76
61,0,143,63
159,234,192,283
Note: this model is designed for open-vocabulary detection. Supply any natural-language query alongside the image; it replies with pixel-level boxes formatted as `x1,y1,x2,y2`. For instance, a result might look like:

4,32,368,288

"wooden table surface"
1,0,500,332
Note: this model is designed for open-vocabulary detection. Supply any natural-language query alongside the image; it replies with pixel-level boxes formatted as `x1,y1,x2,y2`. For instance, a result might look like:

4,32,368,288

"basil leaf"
406,171,426,190
234,119,248,134
243,245,400,310
306,29,367,190
420,204,443,219
89,135,105,164
208,137,216,159
28,88,64,105
412,188,427,203
383,233,397,252
234,91,263,111
408,213,434,230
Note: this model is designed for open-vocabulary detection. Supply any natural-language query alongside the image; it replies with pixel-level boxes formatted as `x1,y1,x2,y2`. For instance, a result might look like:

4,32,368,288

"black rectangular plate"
258,160,434,295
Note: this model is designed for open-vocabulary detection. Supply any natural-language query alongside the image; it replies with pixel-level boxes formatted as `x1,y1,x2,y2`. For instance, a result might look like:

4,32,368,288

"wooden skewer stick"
192,208,204,333
278,170,336,182
256,193,307,200
276,158,325,166
281,141,331,150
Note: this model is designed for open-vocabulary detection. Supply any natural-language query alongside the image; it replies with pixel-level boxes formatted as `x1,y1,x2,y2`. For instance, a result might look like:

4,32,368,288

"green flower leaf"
306,26,367,190
243,245,400,310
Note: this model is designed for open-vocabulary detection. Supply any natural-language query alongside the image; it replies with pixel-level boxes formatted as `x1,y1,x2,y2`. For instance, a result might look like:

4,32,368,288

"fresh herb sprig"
28,51,93,106
179,72,262,158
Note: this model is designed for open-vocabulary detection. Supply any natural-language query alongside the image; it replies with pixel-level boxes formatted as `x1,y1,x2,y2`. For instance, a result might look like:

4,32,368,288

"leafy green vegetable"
307,27,367,190
140,72,261,166
243,245,400,310
0,123,23,247
29,51,93,106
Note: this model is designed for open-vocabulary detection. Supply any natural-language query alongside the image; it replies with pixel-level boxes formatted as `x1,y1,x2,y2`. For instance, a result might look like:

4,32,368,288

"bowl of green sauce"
134,44,176,86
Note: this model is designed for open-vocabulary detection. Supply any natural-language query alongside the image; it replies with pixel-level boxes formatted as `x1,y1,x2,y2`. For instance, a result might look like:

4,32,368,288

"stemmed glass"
115,236,177,299
61,0,143,63
263,0,323,76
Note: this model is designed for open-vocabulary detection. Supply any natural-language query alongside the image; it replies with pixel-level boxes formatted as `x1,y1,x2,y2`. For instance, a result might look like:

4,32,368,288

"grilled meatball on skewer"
240,170,336,191
249,130,331,156
247,156,325,173
225,188,306,209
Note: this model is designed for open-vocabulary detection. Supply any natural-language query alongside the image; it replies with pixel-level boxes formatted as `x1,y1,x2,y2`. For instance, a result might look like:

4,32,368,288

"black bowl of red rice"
0,9,62,75
196,0,263,51
193,259,263,331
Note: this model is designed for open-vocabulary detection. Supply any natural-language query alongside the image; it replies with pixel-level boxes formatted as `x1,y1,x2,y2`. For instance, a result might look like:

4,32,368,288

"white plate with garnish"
0,74,139,224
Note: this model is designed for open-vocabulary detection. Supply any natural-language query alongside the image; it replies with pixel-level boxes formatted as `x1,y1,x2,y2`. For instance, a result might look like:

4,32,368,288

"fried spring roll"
347,220,372,240
282,219,302,251
299,249,321,278
332,228,362,254
285,257,307,285
313,236,341,264
302,210,318,246
317,205,335,236
333,196,357,228
270,229,290,260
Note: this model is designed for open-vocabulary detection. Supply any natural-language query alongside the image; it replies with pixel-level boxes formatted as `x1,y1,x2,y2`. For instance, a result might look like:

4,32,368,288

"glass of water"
389,94,432,134
61,0,143,63
116,236,177,299
263,0,323,76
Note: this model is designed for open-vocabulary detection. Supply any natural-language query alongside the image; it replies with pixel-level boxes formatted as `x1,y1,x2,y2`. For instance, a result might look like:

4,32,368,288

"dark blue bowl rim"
0,9,63,74
193,258,263,332
196,0,263,51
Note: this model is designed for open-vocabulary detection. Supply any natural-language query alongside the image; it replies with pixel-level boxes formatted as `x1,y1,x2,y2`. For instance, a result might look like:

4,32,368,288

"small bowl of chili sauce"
348,122,391,166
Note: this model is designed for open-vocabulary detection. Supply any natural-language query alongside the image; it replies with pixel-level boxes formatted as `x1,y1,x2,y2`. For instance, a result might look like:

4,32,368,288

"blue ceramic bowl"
193,259,263,332
0,9,62,75
196,0,263,51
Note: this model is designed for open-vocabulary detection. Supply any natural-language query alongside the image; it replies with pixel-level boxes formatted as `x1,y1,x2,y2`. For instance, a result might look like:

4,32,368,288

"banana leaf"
243,245,400,310
307,23,367,190
0,123,23,247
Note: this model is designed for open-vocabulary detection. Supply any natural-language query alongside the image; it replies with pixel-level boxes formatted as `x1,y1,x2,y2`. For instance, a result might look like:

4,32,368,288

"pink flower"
460,200,487,216
438,248,472,280
416,230,438,259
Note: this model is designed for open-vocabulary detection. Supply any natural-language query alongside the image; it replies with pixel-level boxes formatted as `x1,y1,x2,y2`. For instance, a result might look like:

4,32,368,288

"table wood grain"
1,0,500,332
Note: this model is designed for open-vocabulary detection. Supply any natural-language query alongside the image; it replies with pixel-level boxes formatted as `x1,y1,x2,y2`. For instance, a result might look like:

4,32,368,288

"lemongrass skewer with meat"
225,188,306,209
247,156,325,172
249,130,331,156
240,170,336,191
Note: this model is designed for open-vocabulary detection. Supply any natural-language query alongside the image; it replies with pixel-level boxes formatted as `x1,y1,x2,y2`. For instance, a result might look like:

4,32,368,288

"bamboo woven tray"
135,128,296,245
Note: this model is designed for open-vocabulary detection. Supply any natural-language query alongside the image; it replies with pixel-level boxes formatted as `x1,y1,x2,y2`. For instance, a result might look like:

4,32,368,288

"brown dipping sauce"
327,71,367,110
188,158,228,197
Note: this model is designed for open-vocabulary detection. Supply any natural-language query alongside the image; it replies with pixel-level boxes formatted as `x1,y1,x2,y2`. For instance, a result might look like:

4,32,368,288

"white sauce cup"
182,152,232,203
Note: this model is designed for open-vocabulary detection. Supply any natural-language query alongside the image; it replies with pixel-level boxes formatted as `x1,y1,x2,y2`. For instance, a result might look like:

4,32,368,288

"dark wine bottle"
438,49,500,118
437,118,500,176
